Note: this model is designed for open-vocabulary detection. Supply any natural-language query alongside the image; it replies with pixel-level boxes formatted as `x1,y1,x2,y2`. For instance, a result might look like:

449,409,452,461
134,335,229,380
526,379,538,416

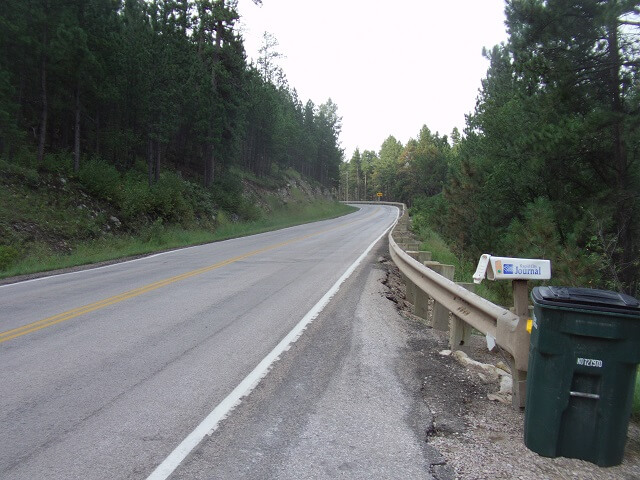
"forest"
0,0,343,188
0,0,349,276
340,0,640,297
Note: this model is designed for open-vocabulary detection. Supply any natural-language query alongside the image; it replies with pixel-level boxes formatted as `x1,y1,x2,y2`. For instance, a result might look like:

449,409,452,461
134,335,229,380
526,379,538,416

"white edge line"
145,206,399,480
0,251,168,289
0,207,371,290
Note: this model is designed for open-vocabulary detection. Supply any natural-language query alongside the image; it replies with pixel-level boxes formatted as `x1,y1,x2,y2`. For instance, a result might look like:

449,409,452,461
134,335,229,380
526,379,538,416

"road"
0,204,441,479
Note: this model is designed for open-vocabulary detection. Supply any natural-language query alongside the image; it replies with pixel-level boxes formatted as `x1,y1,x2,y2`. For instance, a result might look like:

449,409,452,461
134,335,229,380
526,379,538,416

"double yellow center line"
0,207,383,344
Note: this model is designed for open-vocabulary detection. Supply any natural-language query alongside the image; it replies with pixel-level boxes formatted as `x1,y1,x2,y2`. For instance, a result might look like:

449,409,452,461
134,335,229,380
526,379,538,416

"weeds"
0,201,354,279
411,224,505,306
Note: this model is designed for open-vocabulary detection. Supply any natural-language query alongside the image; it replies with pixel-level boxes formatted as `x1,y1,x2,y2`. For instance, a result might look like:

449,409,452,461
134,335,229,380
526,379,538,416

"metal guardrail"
388,234,528,362
342,200,406,213
347,201,529,408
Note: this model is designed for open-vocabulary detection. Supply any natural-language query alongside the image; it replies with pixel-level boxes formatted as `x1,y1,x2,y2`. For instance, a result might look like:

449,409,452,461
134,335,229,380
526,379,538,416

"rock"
451,350,510,380
499,374,513,393
109,216,121,227
496,361,510,374
487,392,512,405
439,349,452,356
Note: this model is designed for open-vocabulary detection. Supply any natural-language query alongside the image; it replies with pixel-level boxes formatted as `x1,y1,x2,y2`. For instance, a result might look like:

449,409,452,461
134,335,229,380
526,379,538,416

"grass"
0,201,356,280
413,225,507,306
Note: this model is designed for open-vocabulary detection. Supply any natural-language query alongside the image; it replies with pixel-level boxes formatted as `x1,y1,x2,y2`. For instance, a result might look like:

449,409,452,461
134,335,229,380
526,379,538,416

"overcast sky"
236,0,509,160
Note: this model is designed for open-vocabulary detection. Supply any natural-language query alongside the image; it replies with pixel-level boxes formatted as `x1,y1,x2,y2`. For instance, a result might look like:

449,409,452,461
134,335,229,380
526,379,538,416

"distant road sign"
376,192,383,197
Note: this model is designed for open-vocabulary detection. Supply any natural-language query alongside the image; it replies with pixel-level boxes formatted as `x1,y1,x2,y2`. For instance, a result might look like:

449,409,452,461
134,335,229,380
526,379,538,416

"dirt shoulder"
380,256,640,480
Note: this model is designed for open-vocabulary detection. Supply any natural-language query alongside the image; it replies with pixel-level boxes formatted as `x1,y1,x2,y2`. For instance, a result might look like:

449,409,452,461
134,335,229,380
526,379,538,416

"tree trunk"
73,84,81,172
608,20,635,292
155,142,161,184
204,18,223,188
37,32,48,164
148,137,154,187
364,173,367,200
95,110,100,156
204,142,215,188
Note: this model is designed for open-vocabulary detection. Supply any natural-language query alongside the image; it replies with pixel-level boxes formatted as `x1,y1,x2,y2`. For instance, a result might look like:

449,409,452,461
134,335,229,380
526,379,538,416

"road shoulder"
170,240,444,479
382,254,640,480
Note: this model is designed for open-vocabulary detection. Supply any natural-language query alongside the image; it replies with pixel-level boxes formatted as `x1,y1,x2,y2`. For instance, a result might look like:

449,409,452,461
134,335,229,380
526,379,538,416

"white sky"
236,0,509,160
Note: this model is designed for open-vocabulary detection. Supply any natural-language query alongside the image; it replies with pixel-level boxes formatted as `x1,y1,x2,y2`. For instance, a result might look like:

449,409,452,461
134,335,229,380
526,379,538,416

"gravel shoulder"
381,256,640,480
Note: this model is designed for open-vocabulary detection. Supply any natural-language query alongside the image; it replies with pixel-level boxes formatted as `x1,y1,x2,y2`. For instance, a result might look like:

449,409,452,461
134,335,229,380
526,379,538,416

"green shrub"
184,181,215,222
141,218,165,244
150,172,193,223
118,172,152,221
0,245,20,271
499,198,604,289
237,198,263,221
78,157,121,201
211,171,243,212
410,193,448,235
0,158,39,186
41,152,73,174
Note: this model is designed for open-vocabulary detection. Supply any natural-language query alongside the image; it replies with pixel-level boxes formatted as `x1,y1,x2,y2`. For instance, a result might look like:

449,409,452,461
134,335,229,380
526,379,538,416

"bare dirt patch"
380,255,640,480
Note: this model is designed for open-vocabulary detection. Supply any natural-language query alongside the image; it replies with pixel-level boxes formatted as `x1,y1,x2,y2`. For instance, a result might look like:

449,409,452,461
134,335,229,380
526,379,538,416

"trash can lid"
532,286,640,315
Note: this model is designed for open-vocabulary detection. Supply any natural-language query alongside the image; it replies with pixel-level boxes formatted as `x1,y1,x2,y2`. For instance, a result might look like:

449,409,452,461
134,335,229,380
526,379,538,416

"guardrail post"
450,282,475,350
511,279,529,409
404,252,435,322
405,275,417,305
406,251,432,263
415,261,441,321
399,245,418,305
424,263,455,331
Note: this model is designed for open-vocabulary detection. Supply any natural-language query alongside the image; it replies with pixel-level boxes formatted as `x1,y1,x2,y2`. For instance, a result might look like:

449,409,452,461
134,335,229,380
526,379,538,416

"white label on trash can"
577,357,603,368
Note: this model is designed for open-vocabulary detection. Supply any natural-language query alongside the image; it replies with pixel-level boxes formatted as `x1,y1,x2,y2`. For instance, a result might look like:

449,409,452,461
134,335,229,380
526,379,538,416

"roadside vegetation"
410,222,505,307
340,2,640,299
0,156,354,280
0,1,352,280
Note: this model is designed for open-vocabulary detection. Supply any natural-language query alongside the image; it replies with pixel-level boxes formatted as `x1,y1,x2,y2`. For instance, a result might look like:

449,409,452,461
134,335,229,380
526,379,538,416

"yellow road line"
1,207,385,344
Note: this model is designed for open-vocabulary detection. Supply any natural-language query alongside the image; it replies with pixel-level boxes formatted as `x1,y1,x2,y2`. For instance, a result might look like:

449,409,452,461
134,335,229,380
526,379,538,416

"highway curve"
0,204,401,479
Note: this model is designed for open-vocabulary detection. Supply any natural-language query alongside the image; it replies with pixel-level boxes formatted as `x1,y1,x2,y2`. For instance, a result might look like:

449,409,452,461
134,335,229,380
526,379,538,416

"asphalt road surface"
0,204,443,479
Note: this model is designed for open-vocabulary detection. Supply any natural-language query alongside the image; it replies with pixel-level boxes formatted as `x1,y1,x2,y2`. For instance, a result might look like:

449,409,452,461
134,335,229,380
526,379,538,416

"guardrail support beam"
379,203,529,411
414,285,430,322
406,251,432,263
405,276,417,305
413,261,440,321
425,263,455,331
450,282,475,350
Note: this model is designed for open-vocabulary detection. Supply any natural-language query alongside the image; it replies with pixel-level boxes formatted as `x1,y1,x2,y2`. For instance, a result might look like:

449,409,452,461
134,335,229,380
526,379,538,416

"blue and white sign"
473,254,551,283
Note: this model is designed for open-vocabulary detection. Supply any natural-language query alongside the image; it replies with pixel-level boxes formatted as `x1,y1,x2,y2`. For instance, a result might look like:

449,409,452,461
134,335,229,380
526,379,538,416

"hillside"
0,157,351,281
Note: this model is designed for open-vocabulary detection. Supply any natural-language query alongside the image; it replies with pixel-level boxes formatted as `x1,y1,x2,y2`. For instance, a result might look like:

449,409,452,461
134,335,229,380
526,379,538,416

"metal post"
450,283,475,350
425,263,455,330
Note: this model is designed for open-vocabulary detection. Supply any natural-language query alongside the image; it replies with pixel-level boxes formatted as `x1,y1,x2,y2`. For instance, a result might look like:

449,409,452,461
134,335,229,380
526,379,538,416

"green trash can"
524,286,640,467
